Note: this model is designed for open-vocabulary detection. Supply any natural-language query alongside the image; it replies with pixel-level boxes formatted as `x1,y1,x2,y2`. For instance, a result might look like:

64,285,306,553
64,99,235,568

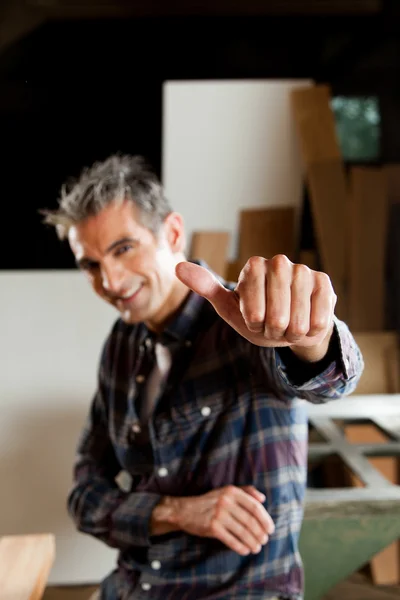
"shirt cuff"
275,317,347,388
110,491,162,548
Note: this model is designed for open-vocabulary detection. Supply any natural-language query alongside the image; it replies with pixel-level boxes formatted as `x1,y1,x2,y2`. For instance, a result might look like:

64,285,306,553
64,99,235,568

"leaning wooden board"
291,86,348,320
0,534,55,600
306,161,348,316
238,206,296,264
189,231,230,278
290,85,341,165
348,167,388,331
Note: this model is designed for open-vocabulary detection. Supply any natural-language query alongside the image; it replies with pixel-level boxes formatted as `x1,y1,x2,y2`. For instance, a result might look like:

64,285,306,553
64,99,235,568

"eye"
114,244,133,257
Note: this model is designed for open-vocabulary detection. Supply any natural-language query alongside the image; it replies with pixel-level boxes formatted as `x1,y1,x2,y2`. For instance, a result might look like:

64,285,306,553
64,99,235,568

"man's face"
68,200,186,327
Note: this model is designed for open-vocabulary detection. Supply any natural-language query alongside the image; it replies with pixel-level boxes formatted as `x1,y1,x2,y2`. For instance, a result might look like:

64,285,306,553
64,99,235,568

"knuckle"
268,313,288,330
311,316,329,331
245,309,264,324
315,271,332,289
271,254,291,272
293,263,311,279
289,319,309,336
247,256,265,271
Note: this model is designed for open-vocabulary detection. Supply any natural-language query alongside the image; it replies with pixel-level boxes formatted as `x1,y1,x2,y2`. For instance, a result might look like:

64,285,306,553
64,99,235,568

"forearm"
68,475,161,549
150,495,182,536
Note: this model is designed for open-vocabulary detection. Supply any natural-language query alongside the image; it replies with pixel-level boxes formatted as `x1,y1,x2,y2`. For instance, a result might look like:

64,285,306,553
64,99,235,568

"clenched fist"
176,255,337,362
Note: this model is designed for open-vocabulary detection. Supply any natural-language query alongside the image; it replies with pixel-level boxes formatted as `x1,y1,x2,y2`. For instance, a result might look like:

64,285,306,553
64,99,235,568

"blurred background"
1,1,400,599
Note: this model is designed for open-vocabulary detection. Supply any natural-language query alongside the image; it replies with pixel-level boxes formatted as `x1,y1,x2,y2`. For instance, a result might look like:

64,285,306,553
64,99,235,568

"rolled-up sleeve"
67,388,161,550
259,317,364,403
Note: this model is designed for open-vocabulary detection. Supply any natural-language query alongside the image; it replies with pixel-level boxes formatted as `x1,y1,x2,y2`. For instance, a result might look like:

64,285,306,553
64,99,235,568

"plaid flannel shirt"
68,275,363,600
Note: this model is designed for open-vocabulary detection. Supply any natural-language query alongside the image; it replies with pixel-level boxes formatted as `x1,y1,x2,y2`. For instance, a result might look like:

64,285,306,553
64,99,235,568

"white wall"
0,271,118,584
162,80,311,260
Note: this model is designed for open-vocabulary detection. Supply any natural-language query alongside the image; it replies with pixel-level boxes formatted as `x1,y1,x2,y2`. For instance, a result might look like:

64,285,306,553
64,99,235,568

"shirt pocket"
158,392,230,440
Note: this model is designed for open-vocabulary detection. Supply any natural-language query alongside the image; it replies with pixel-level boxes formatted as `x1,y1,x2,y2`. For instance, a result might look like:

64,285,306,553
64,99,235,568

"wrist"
290,325,334,363
150,496,181,536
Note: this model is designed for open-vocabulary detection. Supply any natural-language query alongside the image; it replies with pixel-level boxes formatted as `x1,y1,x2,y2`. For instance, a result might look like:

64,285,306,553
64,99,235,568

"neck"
145,273,191,334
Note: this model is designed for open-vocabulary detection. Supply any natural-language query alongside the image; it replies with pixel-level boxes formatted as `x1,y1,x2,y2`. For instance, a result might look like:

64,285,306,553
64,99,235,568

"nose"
101,262,125,295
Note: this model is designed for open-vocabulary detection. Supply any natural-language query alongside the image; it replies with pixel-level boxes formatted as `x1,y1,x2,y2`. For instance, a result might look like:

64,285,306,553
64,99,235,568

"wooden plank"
238,206,296,264
385,164,400,204
291,85,341,165
306,161,348,319
348,167,388,331
225,260,242,283
352,332,399,395
189,231,230,278
0,534,55,599
291,85,348,319
344,424,400,585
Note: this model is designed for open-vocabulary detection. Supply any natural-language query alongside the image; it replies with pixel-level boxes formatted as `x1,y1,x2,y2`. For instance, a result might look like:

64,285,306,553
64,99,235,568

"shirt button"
131,423,141,434
158,467,168,478
201,406,211,417
151,560,161,570
136,374,145,383
145,338,153,348
141,583,152,591
185,340,192,347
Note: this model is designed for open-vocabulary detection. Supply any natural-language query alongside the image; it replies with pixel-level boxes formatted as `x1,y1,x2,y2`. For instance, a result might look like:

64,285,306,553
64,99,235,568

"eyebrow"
76,237,137,269
105,237,137,253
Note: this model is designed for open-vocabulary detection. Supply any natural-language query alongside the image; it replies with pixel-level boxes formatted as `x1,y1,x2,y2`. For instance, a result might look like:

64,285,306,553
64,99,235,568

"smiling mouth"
117,284,144,305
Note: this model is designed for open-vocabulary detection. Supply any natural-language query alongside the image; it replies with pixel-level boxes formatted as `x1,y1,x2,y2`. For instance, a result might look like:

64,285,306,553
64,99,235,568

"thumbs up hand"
176,255,336,362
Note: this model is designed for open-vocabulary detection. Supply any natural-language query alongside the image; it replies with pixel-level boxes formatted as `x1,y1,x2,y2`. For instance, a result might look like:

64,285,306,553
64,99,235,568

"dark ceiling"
1,1,400,268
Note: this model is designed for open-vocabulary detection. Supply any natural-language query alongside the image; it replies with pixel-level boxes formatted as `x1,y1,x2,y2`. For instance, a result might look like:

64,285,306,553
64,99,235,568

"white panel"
162,79,312,260
0,271,118,584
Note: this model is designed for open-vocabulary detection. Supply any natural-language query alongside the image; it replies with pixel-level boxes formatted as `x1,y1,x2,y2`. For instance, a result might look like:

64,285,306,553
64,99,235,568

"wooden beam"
0,534,55,600
27,0,381,18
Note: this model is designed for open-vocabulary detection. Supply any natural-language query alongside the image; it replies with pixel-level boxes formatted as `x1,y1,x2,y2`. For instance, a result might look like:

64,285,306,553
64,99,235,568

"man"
43,154,363,600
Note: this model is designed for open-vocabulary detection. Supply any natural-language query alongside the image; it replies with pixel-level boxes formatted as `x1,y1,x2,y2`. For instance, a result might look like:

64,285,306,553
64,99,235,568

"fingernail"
259,493,266,502
262,535,268,545
253,545,262,554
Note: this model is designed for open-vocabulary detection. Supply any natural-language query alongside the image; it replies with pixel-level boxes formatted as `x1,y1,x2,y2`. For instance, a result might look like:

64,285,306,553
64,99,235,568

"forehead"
68,200,152,258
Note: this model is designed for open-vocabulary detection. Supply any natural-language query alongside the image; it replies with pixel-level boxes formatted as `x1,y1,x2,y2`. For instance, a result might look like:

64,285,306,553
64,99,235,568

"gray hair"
42,154,173,239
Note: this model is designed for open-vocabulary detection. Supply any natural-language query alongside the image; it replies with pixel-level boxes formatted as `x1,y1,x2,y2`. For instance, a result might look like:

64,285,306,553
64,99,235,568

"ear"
163,212,186,253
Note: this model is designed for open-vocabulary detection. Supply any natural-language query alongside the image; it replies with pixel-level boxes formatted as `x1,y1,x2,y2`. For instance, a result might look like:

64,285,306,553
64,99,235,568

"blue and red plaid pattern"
68,276,363,600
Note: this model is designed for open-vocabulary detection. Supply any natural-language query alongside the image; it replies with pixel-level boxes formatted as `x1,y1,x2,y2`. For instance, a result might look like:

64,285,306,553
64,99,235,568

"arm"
67,386,161,550
68,391,275,556
150,486,275,556
174,256,364,402
263,316,364,403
